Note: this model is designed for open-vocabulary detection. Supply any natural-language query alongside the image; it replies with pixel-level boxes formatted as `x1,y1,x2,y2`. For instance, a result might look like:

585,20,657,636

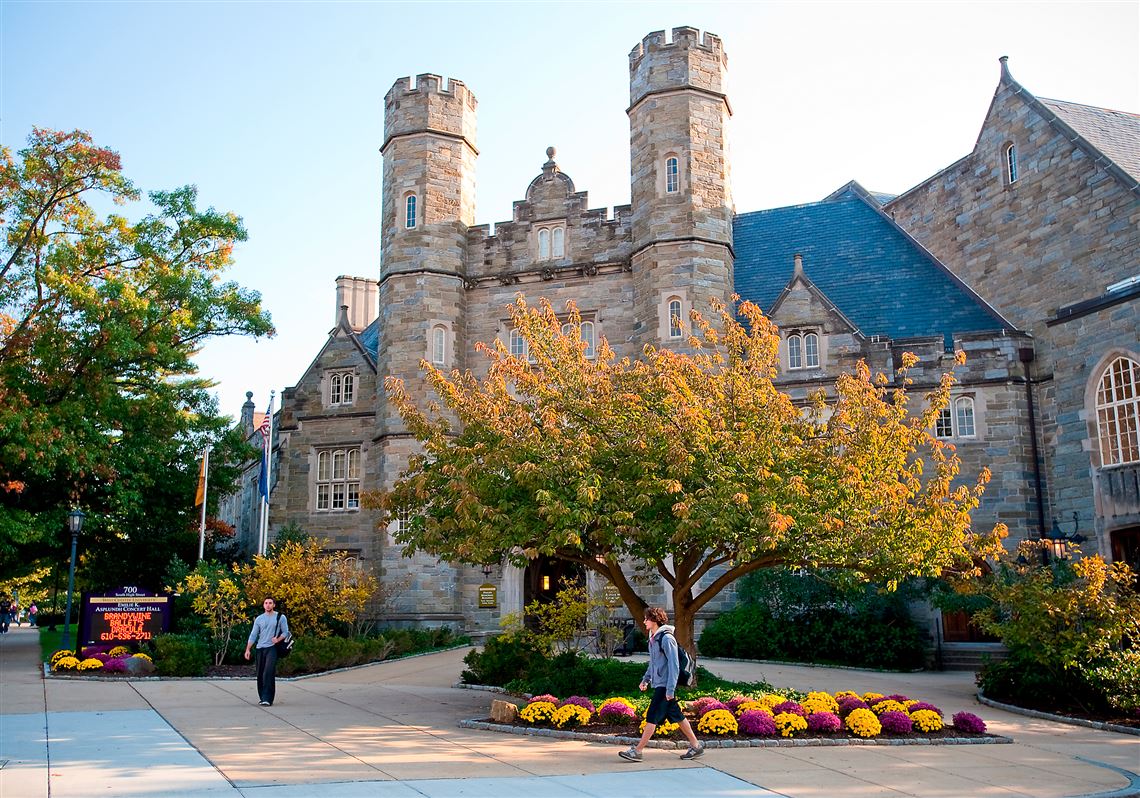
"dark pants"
255,645,279,704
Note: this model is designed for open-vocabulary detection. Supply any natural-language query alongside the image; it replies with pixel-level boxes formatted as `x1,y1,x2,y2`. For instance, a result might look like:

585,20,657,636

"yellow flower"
77,658,104,672
697,709,738,736
756,693,786,711
773,712,808,738
802,696,839,715
872,699,907,715
52,656,81,672
109,646,131,658
131,653,153,663
551,704,591,729
805,692,840,713
833,690,859,700
734,701,773,717
519,701,557,725
902,699,919,710
845,708,882,738
601,696,636,711
862,692,885,703
639,719,679,737
50,649,75,666
910,709,943,733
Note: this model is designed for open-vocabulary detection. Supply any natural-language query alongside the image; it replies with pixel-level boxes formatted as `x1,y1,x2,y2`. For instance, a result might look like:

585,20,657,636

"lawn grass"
38,624,77,662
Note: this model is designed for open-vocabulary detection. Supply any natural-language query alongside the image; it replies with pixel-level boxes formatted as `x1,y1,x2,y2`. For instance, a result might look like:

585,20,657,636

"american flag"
258,412,271,447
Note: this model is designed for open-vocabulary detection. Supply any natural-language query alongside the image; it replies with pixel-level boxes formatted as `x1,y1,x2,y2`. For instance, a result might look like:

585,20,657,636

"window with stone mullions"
665,157,679,194
316,448,361,511
1097,356,1140,466
561,320,596,358
329,372,355,406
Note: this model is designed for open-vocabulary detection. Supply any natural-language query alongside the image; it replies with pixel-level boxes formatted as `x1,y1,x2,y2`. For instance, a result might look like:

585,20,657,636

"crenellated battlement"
628,27,727,108
383,73,478,150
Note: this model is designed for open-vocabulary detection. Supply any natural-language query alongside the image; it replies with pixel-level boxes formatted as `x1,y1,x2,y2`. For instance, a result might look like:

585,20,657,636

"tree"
0,128,273,576
178,561,247,666
373,297,1005,654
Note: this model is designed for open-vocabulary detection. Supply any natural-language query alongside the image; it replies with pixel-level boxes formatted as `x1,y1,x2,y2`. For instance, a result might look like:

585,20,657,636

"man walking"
618,606,705,762
244,597,289,707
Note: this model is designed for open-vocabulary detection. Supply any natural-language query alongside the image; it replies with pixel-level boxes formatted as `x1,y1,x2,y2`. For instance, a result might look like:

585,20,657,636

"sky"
3,1,1138,419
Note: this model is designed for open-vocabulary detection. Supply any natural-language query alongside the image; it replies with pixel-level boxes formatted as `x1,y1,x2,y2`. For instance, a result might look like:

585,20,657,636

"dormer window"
665,156,679,194
405,194,417,229
534,223,566,261
786,332,820,370
327,370,355,406
1004,143,1018,185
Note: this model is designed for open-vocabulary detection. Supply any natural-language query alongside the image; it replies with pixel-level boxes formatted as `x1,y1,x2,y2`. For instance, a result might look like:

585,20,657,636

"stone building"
239,28,1137,643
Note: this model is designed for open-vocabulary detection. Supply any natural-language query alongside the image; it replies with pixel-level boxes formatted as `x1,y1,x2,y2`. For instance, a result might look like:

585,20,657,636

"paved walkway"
1,626,1137,797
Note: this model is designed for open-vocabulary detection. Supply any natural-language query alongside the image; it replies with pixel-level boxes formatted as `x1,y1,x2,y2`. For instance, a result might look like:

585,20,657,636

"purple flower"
908,702,942,717
772,700,806,717
102,657,129,674
737,710,777,736
884,694,909,702
81,645,111,658
91,652,111,664
530,694,559,705
725,695,749,712
837,696,870,716
878,710,914,734
951,712,987,734
806,712,842,733
598,702,637,724
558,696,596,713
689,697,729,717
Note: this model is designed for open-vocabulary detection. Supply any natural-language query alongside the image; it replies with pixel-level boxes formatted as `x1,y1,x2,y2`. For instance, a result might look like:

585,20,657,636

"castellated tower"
628,27,734,344
377,74,476,440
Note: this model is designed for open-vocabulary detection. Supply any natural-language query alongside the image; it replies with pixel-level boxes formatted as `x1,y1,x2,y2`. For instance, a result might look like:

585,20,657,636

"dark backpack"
658,631,696,688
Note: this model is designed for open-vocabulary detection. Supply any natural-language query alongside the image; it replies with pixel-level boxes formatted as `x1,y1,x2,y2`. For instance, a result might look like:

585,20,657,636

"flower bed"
486,688,1000,745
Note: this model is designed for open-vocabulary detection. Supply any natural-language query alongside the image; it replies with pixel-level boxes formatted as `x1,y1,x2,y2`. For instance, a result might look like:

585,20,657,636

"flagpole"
258,391,275,556
197,446,210,563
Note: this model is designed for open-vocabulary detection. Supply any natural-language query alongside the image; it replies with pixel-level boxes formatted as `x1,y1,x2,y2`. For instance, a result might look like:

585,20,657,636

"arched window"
330,374,342,405
538,229,551,259
1097,356,1140,466
1005,143,1018,185
581,320,595,358
955,397,976,438
552,227,564,258
665,156,679,194
327,370,354,406
405,195,417,229
341,373,354,404
432,326,446,365
509,328,527,359
787,334,803,370
668,299,683,338
804,332,820,368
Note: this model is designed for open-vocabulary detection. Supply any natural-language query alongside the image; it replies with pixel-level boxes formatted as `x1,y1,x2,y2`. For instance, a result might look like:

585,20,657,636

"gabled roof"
1037,97,1140,183
733,184,1012,344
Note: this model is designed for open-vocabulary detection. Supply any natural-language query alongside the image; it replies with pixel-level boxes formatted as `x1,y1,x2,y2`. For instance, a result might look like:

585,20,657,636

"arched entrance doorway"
522,555,583,627
1110,526,1140,574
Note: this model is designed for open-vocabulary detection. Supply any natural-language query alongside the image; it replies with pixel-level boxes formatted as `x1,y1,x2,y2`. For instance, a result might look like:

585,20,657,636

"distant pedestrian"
244,597,289,707
7,602,17,630
0,598,9,633
28,603,38,627
618,607,705,762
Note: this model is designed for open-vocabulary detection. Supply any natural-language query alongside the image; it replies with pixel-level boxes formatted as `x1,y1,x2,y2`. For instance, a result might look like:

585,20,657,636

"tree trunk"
672,587,698,681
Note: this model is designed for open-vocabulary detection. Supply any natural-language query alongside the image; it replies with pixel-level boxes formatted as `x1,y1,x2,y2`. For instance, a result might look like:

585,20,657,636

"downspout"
1020,347,1048,540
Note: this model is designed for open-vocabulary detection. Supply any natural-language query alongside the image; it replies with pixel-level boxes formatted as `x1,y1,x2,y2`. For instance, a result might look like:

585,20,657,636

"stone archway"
522,556,583,628
1110,526,1140,574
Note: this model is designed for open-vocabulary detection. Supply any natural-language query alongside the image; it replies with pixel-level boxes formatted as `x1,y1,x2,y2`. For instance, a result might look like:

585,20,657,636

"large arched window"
405,194,417,229
1097,356,1140,466
787,334,803,370
955,397,976,438
1004,143,1018,185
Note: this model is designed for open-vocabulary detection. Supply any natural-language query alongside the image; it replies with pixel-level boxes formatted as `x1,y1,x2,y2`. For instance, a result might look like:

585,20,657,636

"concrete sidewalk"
1,625,1137,798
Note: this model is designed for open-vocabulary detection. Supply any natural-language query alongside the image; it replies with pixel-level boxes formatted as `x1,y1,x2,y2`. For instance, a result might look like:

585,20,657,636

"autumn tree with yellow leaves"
373,297,1004,654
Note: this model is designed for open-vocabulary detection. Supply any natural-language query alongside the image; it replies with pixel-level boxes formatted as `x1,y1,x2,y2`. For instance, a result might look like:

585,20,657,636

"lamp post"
61,508,85,650
1044,511,1086,561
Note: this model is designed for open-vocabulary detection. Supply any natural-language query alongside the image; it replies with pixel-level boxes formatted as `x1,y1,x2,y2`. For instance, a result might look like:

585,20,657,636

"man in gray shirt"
244,597,289,706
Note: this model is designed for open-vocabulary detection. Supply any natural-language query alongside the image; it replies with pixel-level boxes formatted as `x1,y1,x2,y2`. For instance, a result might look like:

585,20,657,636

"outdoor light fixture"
61,508,85,650
542,575,551,591
481,563,494,578
1044,512,1086,560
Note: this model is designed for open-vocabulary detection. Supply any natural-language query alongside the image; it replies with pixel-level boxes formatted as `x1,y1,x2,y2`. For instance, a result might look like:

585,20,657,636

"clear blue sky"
3,1,1137,418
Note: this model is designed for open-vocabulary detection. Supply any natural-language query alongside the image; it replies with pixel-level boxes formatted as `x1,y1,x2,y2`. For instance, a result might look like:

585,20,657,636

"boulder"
124,656,156,675
490,699,519,723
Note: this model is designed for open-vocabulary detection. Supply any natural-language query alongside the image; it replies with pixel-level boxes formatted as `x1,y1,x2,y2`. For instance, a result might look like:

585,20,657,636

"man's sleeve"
280,615,291,638
661,633,680,694
247,617,260,646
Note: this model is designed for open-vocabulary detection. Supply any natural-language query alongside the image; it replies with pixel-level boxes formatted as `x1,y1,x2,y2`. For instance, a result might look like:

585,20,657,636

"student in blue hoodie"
618,606,705,762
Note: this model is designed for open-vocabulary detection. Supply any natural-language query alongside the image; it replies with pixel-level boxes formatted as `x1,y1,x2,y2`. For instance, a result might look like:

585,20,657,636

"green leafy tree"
373,297,1004,653
0,128,273,578
178,561,248,665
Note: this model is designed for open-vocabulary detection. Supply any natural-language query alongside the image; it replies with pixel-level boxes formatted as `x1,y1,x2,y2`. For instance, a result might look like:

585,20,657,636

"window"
328,371,355,406
561,320,597,359
935,396,977,439
552,227,564,258
787,335,803,369
1005,144,1018,185
509,328,527,359
316,448,361,511
405,195,417,229
534,223,565,261
804,332,819,368
787,332,820,370
392,506,410,536
1096,356,1140,466
665,156,679,194
668,299,683,339
538,229,550,260
431,326,446,365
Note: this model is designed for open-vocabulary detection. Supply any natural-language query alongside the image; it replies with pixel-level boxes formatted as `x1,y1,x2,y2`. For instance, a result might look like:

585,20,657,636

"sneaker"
258,701,270,706
618,746,642,762
679,744,705,760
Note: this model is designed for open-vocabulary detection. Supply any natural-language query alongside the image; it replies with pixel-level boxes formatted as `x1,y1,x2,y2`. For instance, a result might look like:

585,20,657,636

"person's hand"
639,681,648,692
666,694,674,701
244,649,251,661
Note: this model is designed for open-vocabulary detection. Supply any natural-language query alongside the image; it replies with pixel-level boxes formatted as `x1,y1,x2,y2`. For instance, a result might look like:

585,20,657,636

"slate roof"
733,188,1010,344
358,317,380,360
1038,97,1140,183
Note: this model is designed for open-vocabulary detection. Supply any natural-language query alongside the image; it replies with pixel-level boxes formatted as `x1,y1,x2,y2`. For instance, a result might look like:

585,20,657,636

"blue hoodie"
642,624,680,693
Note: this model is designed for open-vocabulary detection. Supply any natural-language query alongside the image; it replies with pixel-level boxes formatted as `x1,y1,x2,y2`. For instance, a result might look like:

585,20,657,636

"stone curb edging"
457,719,1012,748
41,643,474,683
977,691,1140,737
698,655,925,674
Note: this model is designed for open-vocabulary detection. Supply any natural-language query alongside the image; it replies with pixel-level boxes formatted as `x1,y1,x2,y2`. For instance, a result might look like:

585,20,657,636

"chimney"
335,276,379,331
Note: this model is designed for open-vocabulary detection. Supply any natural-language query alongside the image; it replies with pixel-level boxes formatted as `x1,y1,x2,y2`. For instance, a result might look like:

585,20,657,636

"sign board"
79,587,170,646
478,583,498,609
602,583,622,607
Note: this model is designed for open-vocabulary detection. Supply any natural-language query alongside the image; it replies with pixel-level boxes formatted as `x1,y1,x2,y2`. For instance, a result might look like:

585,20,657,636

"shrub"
837,696,869,716
804,692,839,713
598,700,638,724
177,561,248,666
77,658,103,672
461,631,551,687
725,695,751,712
772,699,806,716
910,709,943,732
558,696,596,713
737,709,777,735
103,657,129,674
878,710,913,734
845,707,882,737
806,711,842,733
735,701,772,717
108,645,132,658
952,712,987,734
697,709,738,735
50,649,75,667
519,701,557,725
276,634,398,676
907,702,941,717
551,704,591,729
871,699,907,715
773,712,807,737
531,694,559,705
150,634,210,677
